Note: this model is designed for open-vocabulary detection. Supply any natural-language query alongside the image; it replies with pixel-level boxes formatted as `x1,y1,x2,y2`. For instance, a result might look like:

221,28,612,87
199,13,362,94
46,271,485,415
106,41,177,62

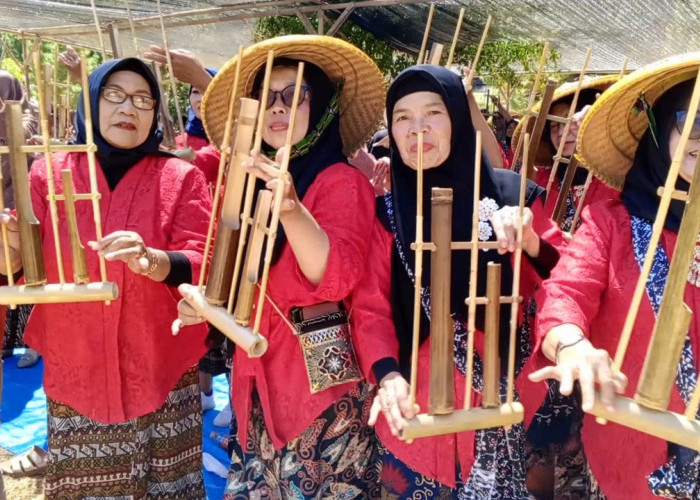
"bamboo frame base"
588,391,700,452
179,284,268,358
400,403,524,440
0,282,118,305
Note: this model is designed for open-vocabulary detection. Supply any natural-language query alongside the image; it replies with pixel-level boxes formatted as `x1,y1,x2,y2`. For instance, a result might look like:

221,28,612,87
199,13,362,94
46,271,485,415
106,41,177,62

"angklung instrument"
0,50,117,306
400,131,532,440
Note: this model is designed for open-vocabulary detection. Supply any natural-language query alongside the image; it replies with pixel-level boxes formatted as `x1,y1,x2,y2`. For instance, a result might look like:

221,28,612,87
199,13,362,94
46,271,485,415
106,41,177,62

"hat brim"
578,53,700,189
511,75,619,166
202,35,386,157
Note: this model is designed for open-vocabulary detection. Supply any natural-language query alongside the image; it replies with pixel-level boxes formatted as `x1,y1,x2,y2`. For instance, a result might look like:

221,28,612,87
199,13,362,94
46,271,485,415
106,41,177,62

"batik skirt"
223,382,382,499
44,366,205,500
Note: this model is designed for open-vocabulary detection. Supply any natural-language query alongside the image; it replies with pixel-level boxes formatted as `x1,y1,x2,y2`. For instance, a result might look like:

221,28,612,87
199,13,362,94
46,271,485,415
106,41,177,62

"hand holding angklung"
489,205,537,256
88,230,149,275
243,147,299,214
368,371,419,439
171,284,205,336
0,209,22,272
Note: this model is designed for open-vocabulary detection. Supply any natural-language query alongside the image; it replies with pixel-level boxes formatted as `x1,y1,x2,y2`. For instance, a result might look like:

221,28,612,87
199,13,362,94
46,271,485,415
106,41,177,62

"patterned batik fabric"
378,444,463,499
630,216,700,499
223,382,382,499
3,304,32,350
44,367,204,500
385,193,530,500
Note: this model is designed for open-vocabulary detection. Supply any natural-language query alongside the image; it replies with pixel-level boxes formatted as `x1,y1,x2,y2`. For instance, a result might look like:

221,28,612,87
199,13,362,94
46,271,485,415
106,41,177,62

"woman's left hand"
489,205,540,257
88,231,152,275
243,147,300,214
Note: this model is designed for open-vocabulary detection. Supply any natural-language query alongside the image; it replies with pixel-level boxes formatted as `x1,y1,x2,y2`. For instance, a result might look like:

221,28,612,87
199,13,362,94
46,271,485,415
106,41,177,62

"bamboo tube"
445,7,465,68
199,44,246,298
89,0,107,60
429,187,454,415
505,133,529,404
233,190,272,326
588,393,700,452
613,66,700,373
52,44,59,138
510,42,550,170
427,42,444,66
60,170,89,284
78,54,109,289
463,15,493,92
0,105,16,303
552,155,579,224
6,103,45,286
482,262,501,408
635,130,700,410
178,284,268,357
685,378,700,420
150,61,176,150
156,0,187,149
408,132,425,410
417,3,435,64
0,282,117,305
107,24,122,58
227,50,275,314
251,62,305,337
545,48,592,199
569,170,593,234
64,70,71,141
464,131,483,411
619,56,629,77
401,402,524,440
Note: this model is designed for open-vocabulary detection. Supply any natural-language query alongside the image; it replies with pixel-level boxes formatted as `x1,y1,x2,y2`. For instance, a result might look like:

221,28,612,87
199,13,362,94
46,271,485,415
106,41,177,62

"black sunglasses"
258,84,310,110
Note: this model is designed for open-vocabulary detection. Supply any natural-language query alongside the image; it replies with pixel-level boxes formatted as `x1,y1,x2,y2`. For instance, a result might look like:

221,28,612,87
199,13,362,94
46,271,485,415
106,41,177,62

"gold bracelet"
144,249,158,276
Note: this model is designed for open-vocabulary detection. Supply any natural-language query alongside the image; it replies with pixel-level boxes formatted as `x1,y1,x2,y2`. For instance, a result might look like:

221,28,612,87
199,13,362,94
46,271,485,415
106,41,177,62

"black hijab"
380,65,544,372
621,79,695,232
75,58,168,189
252,58,346,263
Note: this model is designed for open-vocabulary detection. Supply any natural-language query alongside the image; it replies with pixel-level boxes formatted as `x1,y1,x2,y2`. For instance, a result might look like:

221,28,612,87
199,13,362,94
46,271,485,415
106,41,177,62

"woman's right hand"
528,340,628,412
0,209,22,274
171,284,205,335
368,371,419,438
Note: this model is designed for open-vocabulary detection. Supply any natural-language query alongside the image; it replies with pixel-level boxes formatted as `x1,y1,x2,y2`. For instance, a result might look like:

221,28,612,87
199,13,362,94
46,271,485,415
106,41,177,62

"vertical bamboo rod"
409,132,425,410
463,15,493,92
156,0,187,149
251,61,305,336
52,44,59,139
464,130,483,410
0,99,16,302
445,7,465,68
506,133,529,404
552,155,579,224
483,262,501,407
79,55,109,288
89,0,107,60
417,3,435,65
123,0,140,56
569,170,593,234
34,52,66,284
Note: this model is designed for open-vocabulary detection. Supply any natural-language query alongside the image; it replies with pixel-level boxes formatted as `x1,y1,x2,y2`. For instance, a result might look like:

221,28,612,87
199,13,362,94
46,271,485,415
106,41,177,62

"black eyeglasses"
258,85,310,110
675,110,700,140
101,86,157,111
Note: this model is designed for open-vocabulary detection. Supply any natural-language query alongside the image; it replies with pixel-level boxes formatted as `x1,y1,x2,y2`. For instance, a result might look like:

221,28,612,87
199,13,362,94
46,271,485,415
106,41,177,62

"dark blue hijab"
75,58,166,189
380,65,544,371
185,68,217,140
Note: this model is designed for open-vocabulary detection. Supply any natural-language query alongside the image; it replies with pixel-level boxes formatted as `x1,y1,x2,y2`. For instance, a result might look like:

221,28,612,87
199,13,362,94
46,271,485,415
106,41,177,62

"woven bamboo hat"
202,35,385,156
511,75,619,165
577,53,700,189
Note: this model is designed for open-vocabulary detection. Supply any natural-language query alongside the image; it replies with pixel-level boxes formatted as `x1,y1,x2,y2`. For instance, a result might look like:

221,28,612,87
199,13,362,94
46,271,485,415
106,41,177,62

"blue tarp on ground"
0,348,230,499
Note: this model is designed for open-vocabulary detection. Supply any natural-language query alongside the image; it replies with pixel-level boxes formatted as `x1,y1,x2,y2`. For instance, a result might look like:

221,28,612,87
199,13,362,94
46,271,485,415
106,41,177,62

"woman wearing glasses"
176,36,392,498
0,58,212,499
529,55,700,499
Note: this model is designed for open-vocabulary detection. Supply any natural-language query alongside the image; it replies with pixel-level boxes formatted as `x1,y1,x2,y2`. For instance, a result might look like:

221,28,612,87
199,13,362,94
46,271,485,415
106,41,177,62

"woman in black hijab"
367,65,564,498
